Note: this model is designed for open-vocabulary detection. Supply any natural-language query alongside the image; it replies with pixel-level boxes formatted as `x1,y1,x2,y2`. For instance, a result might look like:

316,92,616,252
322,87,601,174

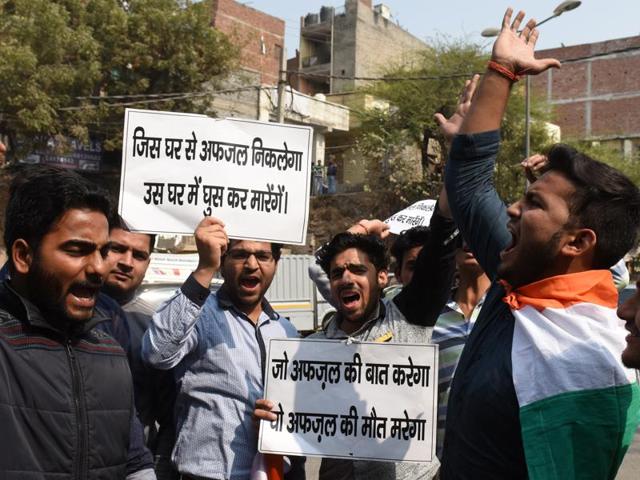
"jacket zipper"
66,340,88,480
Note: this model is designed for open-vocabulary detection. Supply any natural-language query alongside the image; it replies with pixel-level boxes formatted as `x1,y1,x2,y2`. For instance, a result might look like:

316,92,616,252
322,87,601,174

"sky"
244,0,639,54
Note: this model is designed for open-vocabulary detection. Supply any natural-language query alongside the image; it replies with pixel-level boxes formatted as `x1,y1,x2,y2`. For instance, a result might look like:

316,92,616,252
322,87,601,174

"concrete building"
533,35,640,158
211,0,284,86
208,0,350,174
291,0,426,95
288,0,428,190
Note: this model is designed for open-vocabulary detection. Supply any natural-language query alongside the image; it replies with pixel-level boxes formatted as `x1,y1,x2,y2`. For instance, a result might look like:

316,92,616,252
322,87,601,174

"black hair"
4,165,112,266
390,226,431,267
227,239,283,262
316,232,389,274
543,144,640,268
109,213,156,253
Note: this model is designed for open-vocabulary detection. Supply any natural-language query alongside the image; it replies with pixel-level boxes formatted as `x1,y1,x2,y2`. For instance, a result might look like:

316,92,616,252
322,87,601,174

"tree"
356,40,555,205
0,0,237,157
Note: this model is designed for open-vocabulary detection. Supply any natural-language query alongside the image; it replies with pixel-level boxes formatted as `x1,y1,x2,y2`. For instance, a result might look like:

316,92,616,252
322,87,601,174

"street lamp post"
481,1,581,160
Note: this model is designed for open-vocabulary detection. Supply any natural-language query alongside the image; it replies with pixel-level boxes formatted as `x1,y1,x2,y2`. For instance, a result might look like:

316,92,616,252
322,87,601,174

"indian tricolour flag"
502,270,640,480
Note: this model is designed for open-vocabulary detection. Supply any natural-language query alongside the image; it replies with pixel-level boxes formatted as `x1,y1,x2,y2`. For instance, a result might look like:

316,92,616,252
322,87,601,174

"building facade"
533,35,640,158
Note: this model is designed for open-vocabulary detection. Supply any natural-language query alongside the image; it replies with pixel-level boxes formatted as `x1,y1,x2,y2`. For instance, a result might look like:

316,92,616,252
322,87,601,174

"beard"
497,230,563,289
25,259,69,323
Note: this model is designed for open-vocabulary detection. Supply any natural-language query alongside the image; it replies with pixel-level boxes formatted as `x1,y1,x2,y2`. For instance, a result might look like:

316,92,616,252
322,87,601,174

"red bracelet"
487,60,520,82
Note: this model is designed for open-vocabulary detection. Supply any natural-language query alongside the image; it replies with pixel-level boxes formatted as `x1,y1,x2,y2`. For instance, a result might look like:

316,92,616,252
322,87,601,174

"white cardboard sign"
385,199,436,234
259,338,439,463
118,109,312,245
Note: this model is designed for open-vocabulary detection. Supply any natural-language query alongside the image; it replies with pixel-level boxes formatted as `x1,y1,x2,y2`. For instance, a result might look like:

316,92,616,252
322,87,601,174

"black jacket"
0,281,133,479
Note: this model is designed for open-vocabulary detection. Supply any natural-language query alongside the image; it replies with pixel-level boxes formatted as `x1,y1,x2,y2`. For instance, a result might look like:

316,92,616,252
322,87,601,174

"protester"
390,226,431,286
0,165,154,479
102,219,178,480
439,9,640,479
257,188,458,480
620,279,640,369
327,159,338,194
312,161,324,195
432,241,490,457
142,216,303,480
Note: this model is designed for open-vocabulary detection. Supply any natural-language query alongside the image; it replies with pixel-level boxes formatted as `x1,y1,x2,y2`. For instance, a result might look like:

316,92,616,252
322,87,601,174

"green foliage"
356,40,555,205
561,139,640,187
0,0,237,156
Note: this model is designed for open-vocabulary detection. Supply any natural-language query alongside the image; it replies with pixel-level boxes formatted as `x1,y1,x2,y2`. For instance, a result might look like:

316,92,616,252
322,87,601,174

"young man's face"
619,281,640,368
329,248,387,326
396,245,422,286
105,228,152,300
23,208,110,322
220,240,277,310
455,244,482,275
498,171,576,288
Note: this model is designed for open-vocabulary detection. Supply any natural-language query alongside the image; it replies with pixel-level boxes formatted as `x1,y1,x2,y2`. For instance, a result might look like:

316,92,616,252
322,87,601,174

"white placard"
385,199,436,235
118,109,313,245
258,338,438,463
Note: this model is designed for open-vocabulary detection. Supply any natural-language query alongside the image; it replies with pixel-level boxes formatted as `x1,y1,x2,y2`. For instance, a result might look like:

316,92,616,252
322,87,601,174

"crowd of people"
1,8,640,480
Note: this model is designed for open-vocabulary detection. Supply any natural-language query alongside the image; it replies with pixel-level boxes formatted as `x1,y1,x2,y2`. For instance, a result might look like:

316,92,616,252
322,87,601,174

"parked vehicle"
139,253,334,333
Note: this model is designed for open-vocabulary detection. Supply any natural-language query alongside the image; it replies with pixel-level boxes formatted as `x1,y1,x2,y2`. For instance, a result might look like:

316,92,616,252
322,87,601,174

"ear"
11,239,34,275
560,228,597,258
377,269,388,289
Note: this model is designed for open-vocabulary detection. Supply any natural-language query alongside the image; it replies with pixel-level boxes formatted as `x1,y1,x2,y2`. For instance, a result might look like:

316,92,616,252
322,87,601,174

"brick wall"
211,0,284,86
532,35,640,143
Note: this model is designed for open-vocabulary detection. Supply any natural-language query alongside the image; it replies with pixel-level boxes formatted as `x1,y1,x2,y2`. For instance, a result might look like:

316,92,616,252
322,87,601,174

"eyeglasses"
226,249,274,263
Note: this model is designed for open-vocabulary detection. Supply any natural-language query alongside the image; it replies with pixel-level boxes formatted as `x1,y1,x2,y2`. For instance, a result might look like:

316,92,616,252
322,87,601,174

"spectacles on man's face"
226,249,274,263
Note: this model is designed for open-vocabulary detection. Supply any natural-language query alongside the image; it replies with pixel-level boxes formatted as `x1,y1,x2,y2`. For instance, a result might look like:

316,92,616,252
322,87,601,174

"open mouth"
340,291,361,308
69,284,100,308
500,225,519,259
239,277,260,289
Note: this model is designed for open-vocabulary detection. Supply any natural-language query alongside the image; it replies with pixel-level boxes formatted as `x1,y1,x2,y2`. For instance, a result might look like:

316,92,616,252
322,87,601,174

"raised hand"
492,8,561,76
193,216,228,287
434,74,480,144
521,153,548,183
347,219,391,239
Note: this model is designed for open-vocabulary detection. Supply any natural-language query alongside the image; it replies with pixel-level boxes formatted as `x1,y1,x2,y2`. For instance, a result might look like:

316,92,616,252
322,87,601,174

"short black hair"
390,226,431,267
4,165,112,267
109,213,156,253
227,239,282,262
316,232,389,274
543,144,640,268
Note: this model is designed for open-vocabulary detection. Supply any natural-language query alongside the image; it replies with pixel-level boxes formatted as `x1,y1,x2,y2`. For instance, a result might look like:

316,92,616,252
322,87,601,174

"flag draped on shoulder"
502,270,640,480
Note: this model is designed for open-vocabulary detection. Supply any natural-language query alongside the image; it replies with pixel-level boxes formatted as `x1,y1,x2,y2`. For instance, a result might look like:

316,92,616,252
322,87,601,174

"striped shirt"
142,274,299,480
432,295,485,457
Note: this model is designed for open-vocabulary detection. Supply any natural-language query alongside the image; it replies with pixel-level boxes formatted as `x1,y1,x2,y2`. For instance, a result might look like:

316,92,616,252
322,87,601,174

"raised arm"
142,217,228,369
442,9,560,278
393,188,458,327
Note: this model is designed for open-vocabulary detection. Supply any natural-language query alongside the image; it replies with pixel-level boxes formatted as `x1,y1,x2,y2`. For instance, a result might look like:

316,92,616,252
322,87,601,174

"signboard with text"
119,109,312,245
385,199,436,234
259,338,439,463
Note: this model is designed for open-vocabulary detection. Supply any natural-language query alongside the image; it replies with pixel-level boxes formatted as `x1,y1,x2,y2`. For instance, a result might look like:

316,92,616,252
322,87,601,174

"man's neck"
238,302,263,324
339,302,381,335
454,271,491,319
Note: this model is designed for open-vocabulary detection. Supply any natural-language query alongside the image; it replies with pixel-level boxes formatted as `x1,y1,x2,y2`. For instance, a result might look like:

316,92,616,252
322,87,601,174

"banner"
385,199,436,234
259,338,439,463
118,109,312,245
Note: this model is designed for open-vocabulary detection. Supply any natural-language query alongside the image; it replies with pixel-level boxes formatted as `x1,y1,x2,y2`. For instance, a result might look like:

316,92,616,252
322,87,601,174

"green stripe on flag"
520,382,640,480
